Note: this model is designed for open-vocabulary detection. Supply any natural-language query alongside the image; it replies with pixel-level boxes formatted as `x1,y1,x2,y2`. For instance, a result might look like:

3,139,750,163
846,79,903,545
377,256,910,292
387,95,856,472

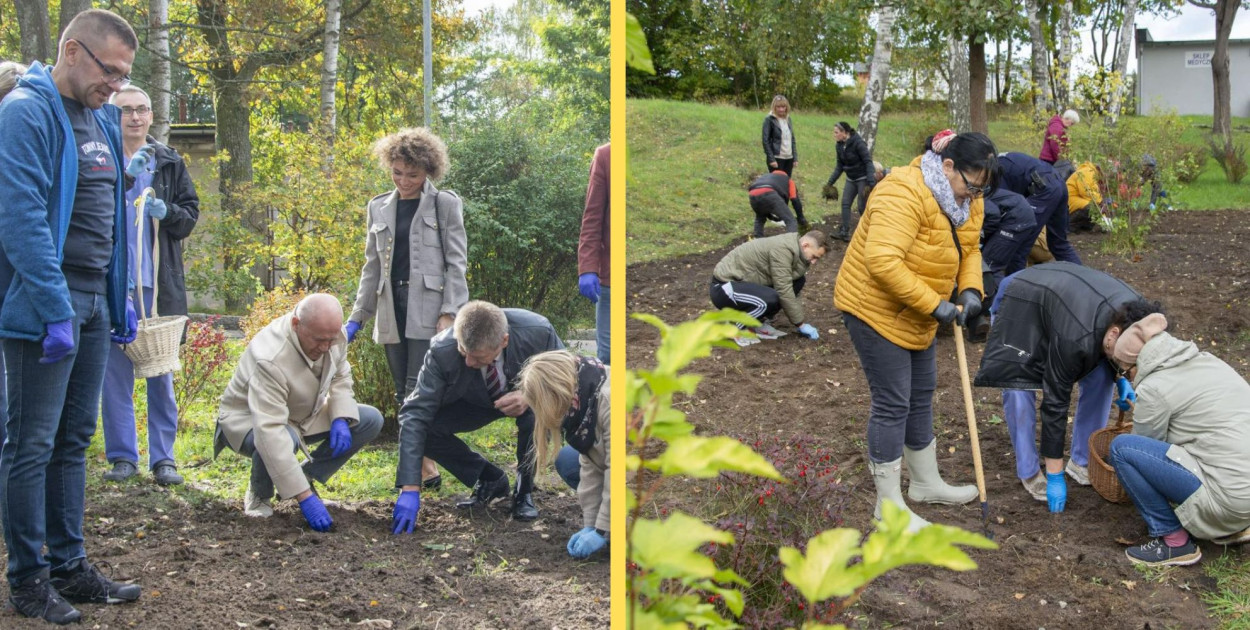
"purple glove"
328,418,352,458
40,320,75,364
298,493,333,532
391,490,421,534
111,297,138,344
578,272,600,303
344,320,361,343
145,194,167,220
125,145,155,177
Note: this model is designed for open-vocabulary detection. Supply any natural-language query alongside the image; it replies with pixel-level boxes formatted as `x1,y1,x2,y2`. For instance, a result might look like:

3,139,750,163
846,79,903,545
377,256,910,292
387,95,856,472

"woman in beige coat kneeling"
520,350,609,559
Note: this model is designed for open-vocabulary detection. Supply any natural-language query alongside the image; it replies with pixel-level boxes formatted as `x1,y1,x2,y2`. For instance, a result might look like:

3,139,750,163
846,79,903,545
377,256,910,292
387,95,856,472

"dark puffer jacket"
145,137,200,316
974,263,1141,460
827,132,872,184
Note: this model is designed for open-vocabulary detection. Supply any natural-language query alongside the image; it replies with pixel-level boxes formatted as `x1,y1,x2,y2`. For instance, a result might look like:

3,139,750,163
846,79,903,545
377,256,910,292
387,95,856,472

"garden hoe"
953,321,992,540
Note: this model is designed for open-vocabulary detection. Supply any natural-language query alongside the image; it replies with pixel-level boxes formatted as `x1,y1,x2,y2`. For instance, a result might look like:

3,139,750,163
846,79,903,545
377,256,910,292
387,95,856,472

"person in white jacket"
519,350,609,559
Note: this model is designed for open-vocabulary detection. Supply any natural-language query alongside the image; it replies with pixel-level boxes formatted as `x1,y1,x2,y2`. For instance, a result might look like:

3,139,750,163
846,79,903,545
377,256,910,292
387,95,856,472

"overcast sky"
1078,4,1250,72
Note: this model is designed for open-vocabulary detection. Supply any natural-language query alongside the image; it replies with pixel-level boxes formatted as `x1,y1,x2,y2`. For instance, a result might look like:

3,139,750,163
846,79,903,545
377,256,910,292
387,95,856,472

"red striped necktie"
484,362,505,398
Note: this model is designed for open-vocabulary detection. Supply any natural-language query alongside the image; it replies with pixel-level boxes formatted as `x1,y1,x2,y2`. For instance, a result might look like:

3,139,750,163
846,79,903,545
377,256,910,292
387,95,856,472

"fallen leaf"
1121,580,1137,591
422,543,453,551
948,446,956,454
1014,593,1024,600
1114,537,1137,546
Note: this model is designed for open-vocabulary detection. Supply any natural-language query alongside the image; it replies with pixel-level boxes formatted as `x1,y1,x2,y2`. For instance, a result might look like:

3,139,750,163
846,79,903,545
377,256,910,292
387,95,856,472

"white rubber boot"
869,458,930,532
904,439,979,505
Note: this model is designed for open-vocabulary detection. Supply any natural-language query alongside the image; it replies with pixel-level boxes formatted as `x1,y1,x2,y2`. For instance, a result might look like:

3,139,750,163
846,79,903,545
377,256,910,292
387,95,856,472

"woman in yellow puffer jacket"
833,130,998,531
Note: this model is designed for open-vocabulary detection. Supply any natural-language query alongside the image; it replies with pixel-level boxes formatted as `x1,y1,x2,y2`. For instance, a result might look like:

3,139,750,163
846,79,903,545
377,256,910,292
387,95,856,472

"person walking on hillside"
825,121,873,242
1039,109,1079,165
345,127,468,490
710,230,827,347
834,130,997,531
762,95,797,177
748,170,809,237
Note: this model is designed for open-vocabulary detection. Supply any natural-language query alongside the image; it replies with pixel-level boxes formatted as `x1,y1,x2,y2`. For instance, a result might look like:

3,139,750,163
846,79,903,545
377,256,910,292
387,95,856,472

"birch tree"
148,0,171,143
1105,0,1138,123
321,0,342,144
1052,0,1074,107
858,4,897,152
1026,0,1053,117
947,37,970,133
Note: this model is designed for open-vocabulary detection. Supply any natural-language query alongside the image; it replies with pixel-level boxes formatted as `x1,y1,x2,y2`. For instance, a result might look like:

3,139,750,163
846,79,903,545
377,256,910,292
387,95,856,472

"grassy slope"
626,98,1250,264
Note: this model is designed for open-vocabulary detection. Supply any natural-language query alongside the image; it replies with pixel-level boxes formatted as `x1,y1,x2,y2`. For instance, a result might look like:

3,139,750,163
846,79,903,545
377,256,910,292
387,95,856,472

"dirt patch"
627,210,1250,628
1,476,608,628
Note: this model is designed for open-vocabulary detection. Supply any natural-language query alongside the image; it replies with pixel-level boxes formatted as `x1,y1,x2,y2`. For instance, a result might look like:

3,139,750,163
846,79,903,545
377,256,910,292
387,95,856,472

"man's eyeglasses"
959,170,988,198
120,106,151,117
71,39,131,88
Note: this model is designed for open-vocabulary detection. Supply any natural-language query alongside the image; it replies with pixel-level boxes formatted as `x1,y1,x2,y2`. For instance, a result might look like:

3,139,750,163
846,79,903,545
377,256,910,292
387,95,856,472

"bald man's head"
292,294,344,361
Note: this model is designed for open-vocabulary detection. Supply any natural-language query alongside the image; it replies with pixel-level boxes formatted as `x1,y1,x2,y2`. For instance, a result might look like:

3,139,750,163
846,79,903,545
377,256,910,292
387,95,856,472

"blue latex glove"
1159,190,1168,198
1046,471,1067,513
344,320,361,343
391,490,421,534
145,194,167,220
567,526,596,555
328,418,352,457
797,323,819,340
298,493,333,532
1114,376,1137,411
569,528,607,558
111,297,138,345
40,319,75,364
125,145,155,177
1149,203,1156,211
578,272,600,303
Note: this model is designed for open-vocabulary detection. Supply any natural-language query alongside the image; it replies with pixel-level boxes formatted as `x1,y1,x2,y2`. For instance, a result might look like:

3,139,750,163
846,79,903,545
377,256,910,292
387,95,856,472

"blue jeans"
595,286,610,365
101,286,178,468
1002,363,1113,480
234,405,384,500
0,289,111,585
1110,434,1201,537
555,445,580,490
843,313,936,463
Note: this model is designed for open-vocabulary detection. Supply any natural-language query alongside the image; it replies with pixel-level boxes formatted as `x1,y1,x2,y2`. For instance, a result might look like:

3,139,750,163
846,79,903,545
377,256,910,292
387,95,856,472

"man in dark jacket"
748,170,809,237
997,152,1080,276
0,11,142,623
391,301,564,533
967,188,1036,341
974,263,1161,513
100,85,200,486
825,122,873,241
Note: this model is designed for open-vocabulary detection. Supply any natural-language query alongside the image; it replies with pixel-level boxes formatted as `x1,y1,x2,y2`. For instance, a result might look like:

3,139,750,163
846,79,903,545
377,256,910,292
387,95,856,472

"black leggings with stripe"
709,276,806,324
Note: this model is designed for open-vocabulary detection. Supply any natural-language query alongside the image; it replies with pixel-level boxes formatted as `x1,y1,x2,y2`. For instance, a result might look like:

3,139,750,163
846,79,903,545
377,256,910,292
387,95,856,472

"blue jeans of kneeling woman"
1110,433,1201,537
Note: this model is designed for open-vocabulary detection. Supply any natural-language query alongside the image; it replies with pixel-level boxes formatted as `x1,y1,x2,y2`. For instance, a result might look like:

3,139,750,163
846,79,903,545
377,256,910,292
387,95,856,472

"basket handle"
132,189,162,323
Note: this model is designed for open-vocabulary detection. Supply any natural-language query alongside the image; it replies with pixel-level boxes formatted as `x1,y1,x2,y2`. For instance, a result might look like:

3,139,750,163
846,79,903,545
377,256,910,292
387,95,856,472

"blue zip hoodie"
0,62,130,341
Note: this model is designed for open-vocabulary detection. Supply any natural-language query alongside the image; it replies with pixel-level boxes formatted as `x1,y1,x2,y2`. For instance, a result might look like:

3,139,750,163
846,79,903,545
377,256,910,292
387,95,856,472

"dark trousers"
769,158,795,178
425,400,536,494
710,276,805,324
839,178,870,236
749,192,796,237
384,283,433,408
843,313,937,463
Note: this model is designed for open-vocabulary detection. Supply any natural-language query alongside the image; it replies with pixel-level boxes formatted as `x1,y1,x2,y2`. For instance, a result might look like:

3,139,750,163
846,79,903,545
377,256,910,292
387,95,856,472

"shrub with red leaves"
174,316,230,426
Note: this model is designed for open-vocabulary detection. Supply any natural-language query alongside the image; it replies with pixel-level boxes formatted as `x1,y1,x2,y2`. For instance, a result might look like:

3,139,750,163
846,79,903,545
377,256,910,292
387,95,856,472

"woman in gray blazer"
347,128,470,488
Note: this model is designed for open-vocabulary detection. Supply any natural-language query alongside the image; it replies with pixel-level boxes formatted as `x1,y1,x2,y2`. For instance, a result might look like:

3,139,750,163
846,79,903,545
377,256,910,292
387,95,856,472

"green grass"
626,98,1250,264
1202,547,1250,629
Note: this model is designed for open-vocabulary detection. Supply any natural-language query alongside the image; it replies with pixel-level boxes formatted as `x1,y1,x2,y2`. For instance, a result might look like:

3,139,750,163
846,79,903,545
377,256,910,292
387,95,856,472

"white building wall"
1137,39,1250,117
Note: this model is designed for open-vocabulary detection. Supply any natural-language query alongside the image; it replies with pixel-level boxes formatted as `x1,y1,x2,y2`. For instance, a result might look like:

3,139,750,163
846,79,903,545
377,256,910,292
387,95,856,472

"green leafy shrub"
627,310,996,629
1170,143,1207,184
175,316,232,430
1207,135,1249,184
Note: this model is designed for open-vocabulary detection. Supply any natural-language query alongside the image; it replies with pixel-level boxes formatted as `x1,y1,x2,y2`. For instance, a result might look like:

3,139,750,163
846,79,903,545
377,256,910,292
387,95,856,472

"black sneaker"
7,573,81,625
49,560,141,604
1126,537,1202,566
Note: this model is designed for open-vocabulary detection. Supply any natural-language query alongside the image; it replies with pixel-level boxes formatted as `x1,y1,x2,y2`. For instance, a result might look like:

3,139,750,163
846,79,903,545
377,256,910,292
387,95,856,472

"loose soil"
627,209,1250,629
1,469,608,628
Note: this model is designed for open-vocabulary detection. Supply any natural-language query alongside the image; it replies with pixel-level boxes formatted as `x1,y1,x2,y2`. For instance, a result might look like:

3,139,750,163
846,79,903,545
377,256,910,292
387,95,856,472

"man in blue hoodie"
0,9,141,624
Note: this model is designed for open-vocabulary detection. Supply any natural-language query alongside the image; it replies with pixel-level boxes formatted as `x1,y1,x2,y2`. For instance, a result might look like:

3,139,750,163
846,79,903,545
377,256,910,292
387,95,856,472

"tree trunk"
948,36,970,133
14,0,53,65
1054,0,1074,107
858,4,896,152
321,0,342,147
994,39,1002,103
1106,0,1137,123
1208,0,1239,143
969,35,989,135
1003,35,1014,103
57,0,93,42
1026,0,1053,118
148,0,171,143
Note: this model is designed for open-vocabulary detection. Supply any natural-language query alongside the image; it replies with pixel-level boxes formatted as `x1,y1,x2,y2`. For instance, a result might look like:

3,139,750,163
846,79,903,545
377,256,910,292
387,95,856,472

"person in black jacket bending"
997,152,1080,275
966,187,1036,341
762,95,798,176
748,170,809,237
825,121,873,242
974,263,1163,512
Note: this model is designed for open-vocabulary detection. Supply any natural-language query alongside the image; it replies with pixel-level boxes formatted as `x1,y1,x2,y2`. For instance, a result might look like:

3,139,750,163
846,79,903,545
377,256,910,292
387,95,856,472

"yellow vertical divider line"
608,0,626,625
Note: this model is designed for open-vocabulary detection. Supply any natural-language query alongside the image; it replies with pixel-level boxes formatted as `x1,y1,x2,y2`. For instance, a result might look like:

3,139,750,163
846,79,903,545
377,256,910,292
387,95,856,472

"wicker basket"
120,190,187,379
1089,410,1133,504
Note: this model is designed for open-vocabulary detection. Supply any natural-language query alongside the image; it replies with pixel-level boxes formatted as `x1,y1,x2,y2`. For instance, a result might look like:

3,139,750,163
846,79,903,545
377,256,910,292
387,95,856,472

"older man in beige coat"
215,294,383,531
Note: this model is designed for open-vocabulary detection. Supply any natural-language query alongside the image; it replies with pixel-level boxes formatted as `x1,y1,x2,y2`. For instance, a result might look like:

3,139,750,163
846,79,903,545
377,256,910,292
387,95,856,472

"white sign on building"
1186,51,1213,68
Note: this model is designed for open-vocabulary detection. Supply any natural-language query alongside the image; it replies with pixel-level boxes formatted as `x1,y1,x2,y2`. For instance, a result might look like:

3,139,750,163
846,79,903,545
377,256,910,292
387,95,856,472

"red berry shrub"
174,316,231,426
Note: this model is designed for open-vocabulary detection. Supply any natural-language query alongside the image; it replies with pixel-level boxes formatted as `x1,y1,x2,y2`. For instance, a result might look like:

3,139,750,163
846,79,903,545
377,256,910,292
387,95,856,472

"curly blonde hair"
518,350,580,470
373,127,450,181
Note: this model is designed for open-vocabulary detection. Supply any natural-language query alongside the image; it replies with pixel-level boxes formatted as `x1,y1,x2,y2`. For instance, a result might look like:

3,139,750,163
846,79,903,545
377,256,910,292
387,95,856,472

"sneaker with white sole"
1126,537,1202,566
1214,526,1250,546
244,488,274,518
754,323,788,339
1021,473,1048,501
1065,459,1090,486
734,336,760,347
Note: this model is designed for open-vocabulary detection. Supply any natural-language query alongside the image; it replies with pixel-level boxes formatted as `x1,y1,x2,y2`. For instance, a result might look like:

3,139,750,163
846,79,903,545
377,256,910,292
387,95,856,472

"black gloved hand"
955,289,982,327
931,301,957,325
